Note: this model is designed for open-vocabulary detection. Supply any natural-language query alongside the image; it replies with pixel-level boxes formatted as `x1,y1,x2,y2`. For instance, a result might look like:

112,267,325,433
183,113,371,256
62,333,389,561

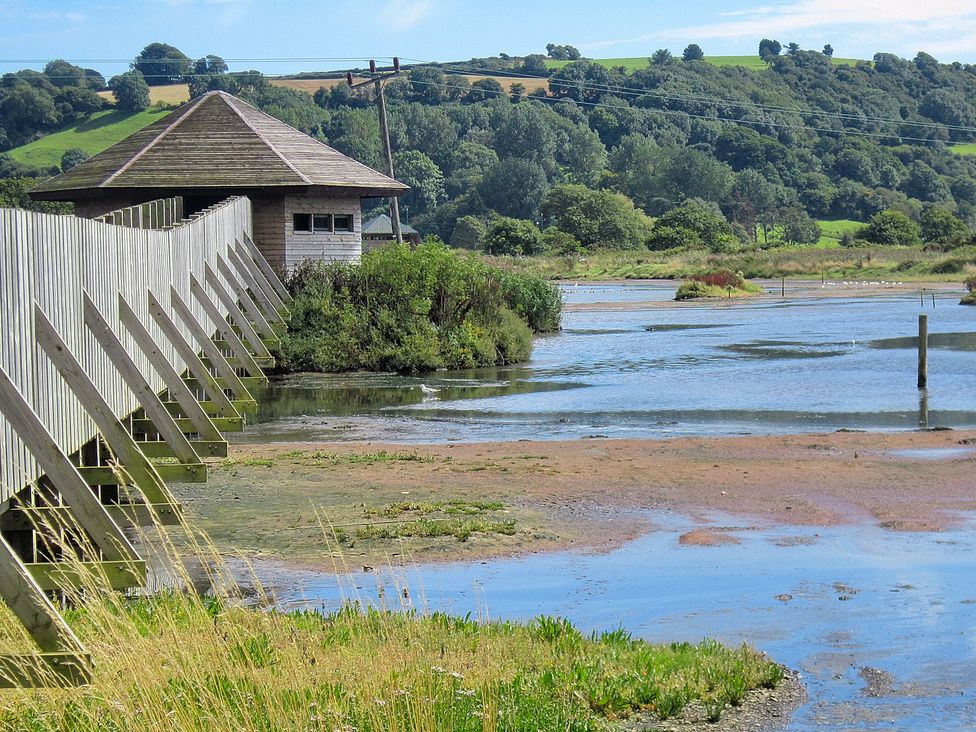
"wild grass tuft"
0,486,784,730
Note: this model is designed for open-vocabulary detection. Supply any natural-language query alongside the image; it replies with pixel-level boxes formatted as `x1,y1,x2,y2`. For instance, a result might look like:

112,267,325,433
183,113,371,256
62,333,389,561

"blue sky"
3,0,976,78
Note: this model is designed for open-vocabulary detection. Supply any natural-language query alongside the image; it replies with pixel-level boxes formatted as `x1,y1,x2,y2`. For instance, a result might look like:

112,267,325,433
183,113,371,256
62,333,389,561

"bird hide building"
30,91,407,271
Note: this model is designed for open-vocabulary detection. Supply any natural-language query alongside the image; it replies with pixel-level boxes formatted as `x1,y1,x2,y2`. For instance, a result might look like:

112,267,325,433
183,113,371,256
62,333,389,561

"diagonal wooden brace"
33,304,177,509
83,293,201,465
145,291,239,420
0,365,138,564
118,295,224,442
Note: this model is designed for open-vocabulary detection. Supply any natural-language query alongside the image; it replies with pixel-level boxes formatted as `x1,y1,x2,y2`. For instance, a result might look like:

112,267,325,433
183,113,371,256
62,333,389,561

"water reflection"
240,284,976,443
242,513,976,730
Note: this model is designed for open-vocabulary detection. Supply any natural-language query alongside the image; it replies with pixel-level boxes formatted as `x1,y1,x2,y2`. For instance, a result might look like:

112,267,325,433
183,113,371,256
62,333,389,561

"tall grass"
501,245,976,282
0,482,785,730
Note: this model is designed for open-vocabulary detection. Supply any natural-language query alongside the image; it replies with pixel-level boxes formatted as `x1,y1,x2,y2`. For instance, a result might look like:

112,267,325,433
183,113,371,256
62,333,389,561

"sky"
3,0,976,79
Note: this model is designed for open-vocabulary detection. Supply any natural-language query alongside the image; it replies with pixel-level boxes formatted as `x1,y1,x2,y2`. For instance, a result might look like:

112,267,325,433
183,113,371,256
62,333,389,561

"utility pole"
349,59,403,245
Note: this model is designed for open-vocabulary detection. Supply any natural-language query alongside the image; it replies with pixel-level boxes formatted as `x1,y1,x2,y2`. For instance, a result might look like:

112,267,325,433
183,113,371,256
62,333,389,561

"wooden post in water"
918,313,928,389
781,277,785,297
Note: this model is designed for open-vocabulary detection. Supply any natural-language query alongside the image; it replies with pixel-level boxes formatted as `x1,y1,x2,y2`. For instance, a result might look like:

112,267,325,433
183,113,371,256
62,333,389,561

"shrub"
860,209,922,246
278,243,560,374
484,217,546,256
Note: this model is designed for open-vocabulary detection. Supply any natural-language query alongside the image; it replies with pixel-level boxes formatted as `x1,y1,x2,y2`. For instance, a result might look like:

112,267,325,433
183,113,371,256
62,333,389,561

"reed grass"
0,478,785,730
499,245,976,282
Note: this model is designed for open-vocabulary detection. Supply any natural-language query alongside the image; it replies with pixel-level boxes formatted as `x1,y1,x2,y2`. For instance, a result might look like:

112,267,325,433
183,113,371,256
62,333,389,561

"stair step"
78,463,206,485
183,375,265,393
130,416,244,434
1,502,181,531
137,440,227,459
25,560,147,591
0,652,92,688
162,399,256,418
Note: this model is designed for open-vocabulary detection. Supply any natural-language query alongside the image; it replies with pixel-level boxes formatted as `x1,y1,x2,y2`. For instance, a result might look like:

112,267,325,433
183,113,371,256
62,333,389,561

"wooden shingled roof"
31,91,407,198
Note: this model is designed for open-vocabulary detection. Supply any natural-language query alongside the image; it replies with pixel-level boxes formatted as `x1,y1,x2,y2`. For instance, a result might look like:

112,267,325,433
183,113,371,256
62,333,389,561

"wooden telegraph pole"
348,59,403,245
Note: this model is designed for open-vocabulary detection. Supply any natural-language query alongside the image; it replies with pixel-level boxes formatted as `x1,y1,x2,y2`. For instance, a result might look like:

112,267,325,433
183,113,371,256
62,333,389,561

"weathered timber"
0,365,138,563
146,291,239,419
34,305,175,506
169,286,254,403
189,274,265,379
83,293,201,465
118,295,223,443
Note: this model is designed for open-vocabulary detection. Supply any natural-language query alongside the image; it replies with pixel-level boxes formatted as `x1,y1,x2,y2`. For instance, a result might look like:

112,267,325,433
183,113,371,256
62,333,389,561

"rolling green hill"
547,55,861,72
8,108,172,170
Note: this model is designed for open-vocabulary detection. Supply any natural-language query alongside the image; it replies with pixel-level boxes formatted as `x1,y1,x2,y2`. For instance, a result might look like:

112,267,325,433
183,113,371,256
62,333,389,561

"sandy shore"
177,428,976,570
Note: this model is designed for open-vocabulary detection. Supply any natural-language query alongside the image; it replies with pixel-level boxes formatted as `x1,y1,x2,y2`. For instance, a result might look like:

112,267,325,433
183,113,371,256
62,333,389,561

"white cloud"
379,0,435,31
587,0,976,59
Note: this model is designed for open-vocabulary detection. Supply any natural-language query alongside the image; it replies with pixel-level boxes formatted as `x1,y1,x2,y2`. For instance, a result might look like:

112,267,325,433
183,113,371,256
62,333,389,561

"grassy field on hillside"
548,55,861,71
98,85,190,105
816,218,863,246
8,108,172,169
951,142,976,156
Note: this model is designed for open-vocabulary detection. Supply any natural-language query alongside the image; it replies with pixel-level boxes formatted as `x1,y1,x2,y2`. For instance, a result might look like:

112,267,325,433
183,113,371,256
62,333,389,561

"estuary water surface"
246,512,976,731
242,282,976,443
241,282,976,730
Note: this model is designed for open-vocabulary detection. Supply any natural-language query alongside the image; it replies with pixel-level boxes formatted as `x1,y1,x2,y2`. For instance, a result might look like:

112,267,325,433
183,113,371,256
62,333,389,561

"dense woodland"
5,41,976,253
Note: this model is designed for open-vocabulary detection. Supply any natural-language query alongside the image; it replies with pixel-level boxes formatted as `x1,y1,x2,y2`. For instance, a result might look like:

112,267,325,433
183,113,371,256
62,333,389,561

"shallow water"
242,283,976,443
244,513,976,731
232,283,976,728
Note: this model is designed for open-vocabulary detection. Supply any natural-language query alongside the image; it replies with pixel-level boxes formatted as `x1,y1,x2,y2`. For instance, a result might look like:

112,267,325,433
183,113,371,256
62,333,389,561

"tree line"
5,41,976,254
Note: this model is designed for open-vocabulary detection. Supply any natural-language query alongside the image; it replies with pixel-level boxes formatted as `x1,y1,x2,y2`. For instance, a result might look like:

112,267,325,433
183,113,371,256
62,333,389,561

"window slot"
333,214,353,232
313,214,332,232
293,213,312,232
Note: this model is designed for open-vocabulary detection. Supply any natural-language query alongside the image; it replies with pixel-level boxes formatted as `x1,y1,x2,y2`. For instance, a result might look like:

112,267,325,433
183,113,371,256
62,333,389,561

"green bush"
278,242,561,374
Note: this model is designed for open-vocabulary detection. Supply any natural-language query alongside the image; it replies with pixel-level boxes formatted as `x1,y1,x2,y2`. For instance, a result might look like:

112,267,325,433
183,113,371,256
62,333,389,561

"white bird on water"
419,384,439,399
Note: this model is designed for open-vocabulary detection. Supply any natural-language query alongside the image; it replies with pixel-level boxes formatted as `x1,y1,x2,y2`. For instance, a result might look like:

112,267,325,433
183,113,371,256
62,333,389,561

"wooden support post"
205,263,272,358
233,238,289,317
217,258,277,341
0,365,138,564
189,274,265,380
241,231,292,304
145,291,240,420
118,296,223,442
169,286,255,405
83,293,202,464
0,534,87,655
918,314,928,390
228,244,287,326
33,305,177,508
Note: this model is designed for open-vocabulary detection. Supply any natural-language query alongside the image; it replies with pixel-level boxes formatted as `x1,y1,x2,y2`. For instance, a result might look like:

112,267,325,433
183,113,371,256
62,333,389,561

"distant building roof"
31,91,408,200
362,213,418,236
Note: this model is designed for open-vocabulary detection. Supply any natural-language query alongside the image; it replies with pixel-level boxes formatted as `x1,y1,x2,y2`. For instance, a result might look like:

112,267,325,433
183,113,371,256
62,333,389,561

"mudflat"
174,428,976,569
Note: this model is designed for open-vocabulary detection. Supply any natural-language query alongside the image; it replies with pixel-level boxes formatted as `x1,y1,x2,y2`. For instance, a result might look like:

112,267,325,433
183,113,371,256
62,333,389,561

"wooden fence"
0,196,292,687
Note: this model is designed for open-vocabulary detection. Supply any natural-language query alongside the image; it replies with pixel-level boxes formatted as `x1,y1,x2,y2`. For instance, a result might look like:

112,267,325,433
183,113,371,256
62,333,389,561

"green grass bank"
497,244,976,282
7,108,172,170
0,580,785,731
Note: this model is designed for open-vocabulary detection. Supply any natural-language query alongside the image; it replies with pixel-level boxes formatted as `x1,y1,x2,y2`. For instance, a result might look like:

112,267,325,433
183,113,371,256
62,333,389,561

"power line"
414,60,976,136
400,76,972,147
0,57,393,65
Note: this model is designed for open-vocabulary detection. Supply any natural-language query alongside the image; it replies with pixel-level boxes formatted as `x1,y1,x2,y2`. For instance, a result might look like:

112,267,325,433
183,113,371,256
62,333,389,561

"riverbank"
175,428,976,571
